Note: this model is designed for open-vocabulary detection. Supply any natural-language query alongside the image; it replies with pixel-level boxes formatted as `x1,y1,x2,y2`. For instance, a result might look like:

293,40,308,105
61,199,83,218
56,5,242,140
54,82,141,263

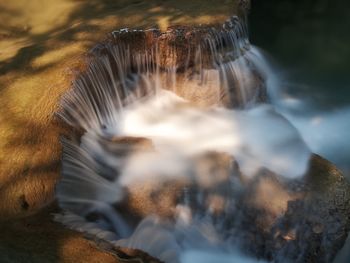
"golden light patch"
31,44,82,68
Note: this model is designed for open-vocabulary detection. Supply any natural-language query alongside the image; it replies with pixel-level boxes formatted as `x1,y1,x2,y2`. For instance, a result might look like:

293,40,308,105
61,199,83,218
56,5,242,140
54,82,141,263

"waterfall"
55,16,314,263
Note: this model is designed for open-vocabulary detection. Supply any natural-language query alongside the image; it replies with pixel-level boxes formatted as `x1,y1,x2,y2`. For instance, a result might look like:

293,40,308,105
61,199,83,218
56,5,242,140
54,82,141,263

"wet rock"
236,155,350,263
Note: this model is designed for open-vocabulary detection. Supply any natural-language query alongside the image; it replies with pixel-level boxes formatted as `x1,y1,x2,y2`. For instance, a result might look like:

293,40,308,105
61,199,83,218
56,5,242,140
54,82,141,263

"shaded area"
0,206,122,263
249,0,350,109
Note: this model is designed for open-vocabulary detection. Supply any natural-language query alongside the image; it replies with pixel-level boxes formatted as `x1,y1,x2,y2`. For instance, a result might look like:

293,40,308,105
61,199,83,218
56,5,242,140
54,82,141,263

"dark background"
249,0,350,110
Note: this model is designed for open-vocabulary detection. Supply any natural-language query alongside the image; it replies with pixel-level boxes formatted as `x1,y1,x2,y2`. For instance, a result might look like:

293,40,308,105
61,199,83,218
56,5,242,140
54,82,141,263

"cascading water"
55,16,349,263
